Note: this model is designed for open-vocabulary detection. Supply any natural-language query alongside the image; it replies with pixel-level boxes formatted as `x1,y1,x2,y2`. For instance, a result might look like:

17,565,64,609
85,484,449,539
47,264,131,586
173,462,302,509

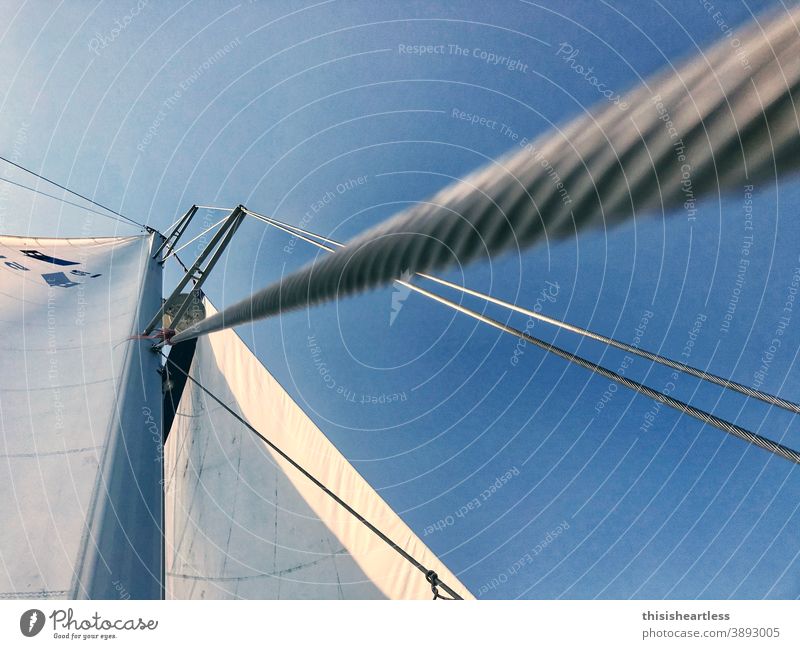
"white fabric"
165,302,473,599
0,235,163,599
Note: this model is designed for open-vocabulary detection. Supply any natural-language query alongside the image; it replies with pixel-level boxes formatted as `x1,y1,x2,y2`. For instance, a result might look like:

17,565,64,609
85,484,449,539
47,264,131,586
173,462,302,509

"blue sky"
2,0,799,598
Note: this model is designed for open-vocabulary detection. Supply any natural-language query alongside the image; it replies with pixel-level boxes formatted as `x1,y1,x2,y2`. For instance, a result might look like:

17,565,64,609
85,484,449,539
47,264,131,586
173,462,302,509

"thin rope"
162,212,191,236
426,570,455,600
402,281,800,466
415,274,800,416
163,216,228,260
161,352,465,599
244,208,800,418
170,250,191,274
0,175,140,226
194,205,235,212
163,206,233,235
0,156,147,230
246,210,336,252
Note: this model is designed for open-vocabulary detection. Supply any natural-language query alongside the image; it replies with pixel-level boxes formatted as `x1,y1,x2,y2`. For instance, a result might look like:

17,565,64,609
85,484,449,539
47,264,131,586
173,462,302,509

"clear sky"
2,0,798,598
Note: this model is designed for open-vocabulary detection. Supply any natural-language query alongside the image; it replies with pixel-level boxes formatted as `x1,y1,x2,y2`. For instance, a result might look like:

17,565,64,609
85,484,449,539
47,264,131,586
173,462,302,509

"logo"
20,609,45,637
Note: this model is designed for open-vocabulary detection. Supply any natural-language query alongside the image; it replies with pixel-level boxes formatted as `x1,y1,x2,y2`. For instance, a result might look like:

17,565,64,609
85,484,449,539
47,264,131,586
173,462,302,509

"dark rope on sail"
160,352,465,600
245,209,800,418
426,571,455,600
0,155,149,230
172,6,800,344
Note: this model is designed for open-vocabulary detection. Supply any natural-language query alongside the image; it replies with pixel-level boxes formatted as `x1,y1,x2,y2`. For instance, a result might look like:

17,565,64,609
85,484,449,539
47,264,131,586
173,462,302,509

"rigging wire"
0,155,147,230
244,208,800,418
162,206,233,236
169,249,191,274
160,351,464,600
240,208,800,466
403,281,800,466
194,204,236,212
162,212,192,237
414,273,800,417
0,175,140,225
162,215,228,261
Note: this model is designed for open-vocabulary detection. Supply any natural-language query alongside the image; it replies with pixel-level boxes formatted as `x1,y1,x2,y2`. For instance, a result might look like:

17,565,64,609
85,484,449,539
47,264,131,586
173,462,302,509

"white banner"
0,600,797,648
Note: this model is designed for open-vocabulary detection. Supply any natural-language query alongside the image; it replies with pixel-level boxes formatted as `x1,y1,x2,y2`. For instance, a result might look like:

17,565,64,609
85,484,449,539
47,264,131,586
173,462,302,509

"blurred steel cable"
173,6,800,344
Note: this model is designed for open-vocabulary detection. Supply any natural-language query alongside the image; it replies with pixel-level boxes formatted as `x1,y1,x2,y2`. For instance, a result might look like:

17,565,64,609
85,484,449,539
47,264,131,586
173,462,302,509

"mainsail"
165,302,472,599
0,231,469,599
0,234,163,599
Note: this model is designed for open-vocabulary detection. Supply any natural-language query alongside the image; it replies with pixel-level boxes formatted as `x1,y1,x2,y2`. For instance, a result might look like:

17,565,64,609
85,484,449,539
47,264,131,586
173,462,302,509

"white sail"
165,302,472,599
0,234,163,599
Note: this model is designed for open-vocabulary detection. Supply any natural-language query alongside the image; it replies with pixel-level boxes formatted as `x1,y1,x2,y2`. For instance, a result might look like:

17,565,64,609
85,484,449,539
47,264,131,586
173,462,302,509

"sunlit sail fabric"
0,234,163,599
165,302,472,599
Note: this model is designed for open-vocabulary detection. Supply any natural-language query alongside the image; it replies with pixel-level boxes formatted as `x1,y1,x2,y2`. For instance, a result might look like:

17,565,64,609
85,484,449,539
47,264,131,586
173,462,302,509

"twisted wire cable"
173,6,800,344
242,209,800,465
247,210,800,464
407,282,800,466
206,202,800,463
244,208,800,416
